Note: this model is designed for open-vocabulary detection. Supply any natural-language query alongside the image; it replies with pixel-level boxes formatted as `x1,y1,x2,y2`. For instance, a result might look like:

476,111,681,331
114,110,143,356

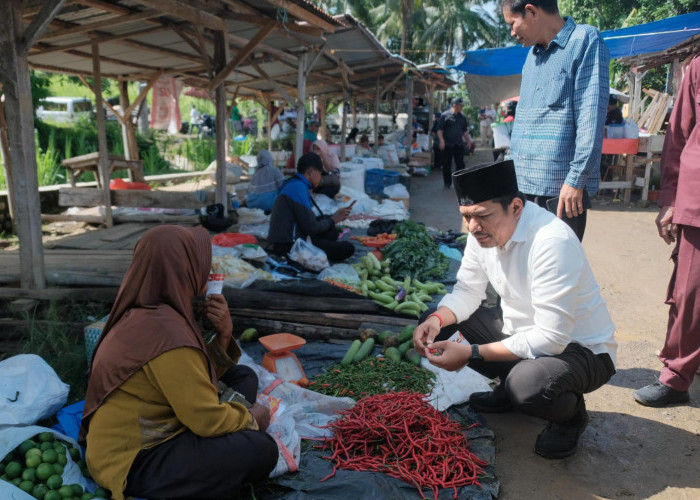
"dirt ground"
409,148,700,500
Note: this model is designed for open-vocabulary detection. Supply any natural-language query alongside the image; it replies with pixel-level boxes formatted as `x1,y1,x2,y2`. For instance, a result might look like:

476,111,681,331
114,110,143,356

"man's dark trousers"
440,144,466,187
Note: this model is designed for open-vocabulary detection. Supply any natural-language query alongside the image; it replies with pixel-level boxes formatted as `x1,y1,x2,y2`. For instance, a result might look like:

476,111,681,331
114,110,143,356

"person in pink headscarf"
311,139,341,173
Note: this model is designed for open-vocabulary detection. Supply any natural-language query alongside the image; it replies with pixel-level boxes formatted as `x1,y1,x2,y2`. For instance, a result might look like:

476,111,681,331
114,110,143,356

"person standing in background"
633,55,700,407
437,97,469,189
230,100,242,135
502,0,609,241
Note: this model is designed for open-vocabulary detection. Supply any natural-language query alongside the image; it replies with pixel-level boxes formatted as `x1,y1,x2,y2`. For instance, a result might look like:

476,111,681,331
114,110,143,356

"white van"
36,97,94,124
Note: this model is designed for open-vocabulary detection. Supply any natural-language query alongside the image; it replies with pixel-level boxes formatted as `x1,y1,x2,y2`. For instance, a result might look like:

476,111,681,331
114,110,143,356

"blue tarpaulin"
454,11,700,76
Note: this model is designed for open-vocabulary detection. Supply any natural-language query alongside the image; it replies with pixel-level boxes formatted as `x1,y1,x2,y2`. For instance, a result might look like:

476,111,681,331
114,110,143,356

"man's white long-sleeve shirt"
439,202,617,365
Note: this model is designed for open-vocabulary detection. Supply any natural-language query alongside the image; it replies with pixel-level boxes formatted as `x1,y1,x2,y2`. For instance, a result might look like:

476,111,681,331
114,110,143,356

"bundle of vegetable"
310,357,434,398
382,221,450,281
318,391,487,499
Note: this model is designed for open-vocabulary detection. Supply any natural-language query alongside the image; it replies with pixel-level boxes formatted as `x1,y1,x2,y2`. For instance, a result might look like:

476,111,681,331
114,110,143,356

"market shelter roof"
25,0,343,91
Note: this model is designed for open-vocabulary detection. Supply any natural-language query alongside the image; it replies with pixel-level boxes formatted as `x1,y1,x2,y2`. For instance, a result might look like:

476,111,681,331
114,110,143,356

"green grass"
20,301,109,404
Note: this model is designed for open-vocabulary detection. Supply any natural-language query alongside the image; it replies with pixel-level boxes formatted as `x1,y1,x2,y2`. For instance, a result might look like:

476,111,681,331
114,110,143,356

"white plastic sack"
237,350,355,477
211,254,275,288
238,223,269,239
289,237,329,272
383,183,409,199
310,193,335,216
0,426,96,500
423,331,494,411
0,354,69,426
212,243,268,263
236,207,268,225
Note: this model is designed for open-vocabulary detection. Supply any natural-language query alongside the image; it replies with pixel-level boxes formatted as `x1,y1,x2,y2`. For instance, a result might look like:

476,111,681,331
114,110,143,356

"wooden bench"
61,152,146,188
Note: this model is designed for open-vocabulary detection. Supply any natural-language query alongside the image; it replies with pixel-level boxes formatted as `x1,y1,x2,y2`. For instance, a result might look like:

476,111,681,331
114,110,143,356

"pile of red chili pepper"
318,391,487,499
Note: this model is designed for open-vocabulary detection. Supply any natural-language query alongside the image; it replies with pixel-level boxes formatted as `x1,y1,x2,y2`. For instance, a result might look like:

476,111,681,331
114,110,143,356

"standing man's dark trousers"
434,307,615,424
525,194,587,242
440,144,466,188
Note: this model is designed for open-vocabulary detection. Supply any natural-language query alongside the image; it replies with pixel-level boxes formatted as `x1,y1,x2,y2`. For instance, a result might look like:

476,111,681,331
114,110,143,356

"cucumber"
369,290,395,304
405,348,422,365
398,340,412,355
375,279,396,293
352,338,375,363
398,324,416,343
367,251,381,271
395,301,421,314
385,346,402,363
377,330,395,343
341,339,362,365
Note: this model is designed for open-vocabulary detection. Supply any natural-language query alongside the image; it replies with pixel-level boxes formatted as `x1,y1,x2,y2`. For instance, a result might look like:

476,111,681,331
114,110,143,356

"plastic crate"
364,168,400,196
84,315,109,365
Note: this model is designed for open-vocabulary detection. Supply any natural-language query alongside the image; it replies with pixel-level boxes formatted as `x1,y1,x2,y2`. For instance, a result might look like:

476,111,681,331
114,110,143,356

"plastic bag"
237,350,355,478
236,207,268,225
212,244,268,264
0,425,97,499
238,223,269,239
383,183,409,199
318,264,360,283
211,254,276,288
0,354,69,426
288,237,329,272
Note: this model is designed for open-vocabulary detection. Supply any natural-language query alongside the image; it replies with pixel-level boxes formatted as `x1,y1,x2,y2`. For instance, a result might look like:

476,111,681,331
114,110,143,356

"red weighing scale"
259,333,308,385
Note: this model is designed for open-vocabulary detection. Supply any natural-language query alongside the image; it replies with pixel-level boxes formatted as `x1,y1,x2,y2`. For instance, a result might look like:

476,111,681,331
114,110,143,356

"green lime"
26,448,43,458
0,474,7,481
42,449,58,464
47,474,63,490
81,493,94,500
53,443,66,454
45,491,62,500
56,453,67,466
38,432,55,443
68,448,81,461
22,467,37,482
94,487,109,498
12,477,22,486
71,483,84,496
19,479,35,493
26,453,42,469
19,440,38,456
36,462,54,481
32,482,48,499
40,442,54,451
58,485,74,498
53,463,64,475
4,460,22,479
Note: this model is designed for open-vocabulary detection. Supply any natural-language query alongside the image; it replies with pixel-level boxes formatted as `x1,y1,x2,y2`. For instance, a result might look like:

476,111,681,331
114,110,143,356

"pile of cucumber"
341,325,421,366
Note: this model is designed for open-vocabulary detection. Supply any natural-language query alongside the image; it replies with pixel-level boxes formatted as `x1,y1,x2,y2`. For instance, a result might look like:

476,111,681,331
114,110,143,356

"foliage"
35,130,65,187
383,220,450,280
175,137,217,170
29,72,52,111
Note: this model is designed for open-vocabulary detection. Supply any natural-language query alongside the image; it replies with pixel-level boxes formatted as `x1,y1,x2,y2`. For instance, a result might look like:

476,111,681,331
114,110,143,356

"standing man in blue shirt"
502,0,609,241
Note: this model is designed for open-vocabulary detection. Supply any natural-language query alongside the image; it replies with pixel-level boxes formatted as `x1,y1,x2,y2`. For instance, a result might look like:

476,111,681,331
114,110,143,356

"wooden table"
61,152,146,188
599,136,664,205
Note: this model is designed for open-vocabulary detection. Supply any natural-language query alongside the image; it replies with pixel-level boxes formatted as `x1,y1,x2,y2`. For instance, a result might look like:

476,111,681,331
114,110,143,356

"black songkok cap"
453,160,519,206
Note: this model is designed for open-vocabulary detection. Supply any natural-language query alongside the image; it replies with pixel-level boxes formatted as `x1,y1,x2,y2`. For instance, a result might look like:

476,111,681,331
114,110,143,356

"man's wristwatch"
470,344,484,362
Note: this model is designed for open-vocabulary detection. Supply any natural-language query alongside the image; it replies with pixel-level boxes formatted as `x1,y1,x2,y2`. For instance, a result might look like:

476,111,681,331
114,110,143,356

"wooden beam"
264,0,336,33
65,48,164,72
124,70,163,119
379,72,405,99
41,10,163,40
30,26,166,55
0,87,17,232
209,21,278,91
134,0,226,31
58,187,215,208
249,62,296,107
213,31,229,214
22,0,67,50
226,31,297,66
72,0,132,15
115,38,201,64
323,48,354,75
295,52,308,161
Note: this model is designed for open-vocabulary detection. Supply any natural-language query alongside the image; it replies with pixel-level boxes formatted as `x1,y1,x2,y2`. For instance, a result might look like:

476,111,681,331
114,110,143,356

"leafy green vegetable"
382,221,449,281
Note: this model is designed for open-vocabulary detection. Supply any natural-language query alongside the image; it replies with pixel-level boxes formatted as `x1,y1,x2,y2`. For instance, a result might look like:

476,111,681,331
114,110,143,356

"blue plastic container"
364,168,400,196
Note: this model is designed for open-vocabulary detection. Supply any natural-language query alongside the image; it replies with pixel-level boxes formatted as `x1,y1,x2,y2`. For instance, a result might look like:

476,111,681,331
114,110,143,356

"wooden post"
118,80,139,164
91,43,113,227
267,97,273,151
406,73,414,159
351,97,357,129
374,76,380,147
318,96,327,142
0,94,17,232
428,83,435,163
214,31,229,215
340,94,348,161
295,52,308,163
0,0,50,287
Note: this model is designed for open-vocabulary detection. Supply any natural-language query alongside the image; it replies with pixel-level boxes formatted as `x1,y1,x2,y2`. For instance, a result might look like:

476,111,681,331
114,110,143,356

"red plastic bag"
211,233,258,247
109,178,151,190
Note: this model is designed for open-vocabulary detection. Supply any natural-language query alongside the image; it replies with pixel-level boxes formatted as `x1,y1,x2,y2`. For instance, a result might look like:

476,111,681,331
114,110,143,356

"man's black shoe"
468,385,514,413
534,402,589,459
633,381,689,407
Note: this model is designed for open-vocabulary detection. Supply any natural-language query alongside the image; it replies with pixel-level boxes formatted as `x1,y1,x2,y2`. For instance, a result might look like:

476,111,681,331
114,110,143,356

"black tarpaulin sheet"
240,341,499,499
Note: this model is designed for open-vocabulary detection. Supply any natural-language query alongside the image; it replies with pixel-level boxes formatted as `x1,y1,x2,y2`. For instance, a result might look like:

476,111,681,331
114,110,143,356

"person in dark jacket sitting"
267,153,355,263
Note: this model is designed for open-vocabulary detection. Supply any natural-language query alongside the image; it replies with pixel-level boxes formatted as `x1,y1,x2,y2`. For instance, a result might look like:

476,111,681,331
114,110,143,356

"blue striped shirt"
511,17,609,196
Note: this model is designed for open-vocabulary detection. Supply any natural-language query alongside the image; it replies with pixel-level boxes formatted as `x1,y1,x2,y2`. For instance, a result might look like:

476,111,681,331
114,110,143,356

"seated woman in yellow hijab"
80,225,278,500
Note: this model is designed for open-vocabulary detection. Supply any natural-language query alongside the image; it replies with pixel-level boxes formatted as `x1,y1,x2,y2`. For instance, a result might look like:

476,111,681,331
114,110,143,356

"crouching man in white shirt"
413,159,617,459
